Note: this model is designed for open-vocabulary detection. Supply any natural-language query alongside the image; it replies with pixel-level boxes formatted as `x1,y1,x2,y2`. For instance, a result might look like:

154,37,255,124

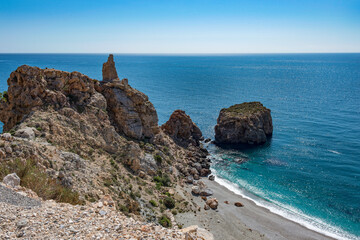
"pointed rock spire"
102,54,118,81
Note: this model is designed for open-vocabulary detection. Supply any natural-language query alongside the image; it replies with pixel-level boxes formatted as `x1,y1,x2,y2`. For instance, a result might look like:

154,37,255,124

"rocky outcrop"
161,110,202,148
215,102,273,145
98,78,159,140
0,54,211,228
102,54,118,81
0,65,96,132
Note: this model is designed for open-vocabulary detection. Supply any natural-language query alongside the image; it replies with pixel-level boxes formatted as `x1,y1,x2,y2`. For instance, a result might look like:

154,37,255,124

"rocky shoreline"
0,55,329,240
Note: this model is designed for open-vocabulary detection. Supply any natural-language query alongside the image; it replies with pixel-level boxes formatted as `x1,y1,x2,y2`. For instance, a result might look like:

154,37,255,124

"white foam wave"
328,149,341,155
211,168,359,240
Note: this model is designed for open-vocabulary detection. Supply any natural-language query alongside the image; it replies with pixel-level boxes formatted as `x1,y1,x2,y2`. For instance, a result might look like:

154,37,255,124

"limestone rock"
102,54,119,81
161,110,203,148
3,173,21,188
99,78,159,140
215,102,273,145
14,127,35,140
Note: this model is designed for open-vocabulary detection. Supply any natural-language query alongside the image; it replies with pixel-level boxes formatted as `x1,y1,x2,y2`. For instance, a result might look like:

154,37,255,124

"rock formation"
0,54,211,229
102,54,118,81
98,78,159,140
161,110,202,147
215,102,273,145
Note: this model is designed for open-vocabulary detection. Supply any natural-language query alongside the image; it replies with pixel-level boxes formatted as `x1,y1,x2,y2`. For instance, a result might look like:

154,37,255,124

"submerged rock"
215,102,273,146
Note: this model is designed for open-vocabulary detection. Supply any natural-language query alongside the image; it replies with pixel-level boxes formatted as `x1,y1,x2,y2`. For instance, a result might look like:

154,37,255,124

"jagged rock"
191,185,213,196
0,65,96,132
161,110,202,148
14,127,35,140
3,173,21,188
206,198,218,210
208,175,215,181
215,102,273,145
102,54,118,81
99,78,159,140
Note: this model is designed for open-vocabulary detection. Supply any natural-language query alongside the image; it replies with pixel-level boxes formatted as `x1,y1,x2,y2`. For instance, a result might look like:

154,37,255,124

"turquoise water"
1,54,359,239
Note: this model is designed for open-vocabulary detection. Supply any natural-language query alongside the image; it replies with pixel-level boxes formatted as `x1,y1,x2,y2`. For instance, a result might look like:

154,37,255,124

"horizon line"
0,52,359,55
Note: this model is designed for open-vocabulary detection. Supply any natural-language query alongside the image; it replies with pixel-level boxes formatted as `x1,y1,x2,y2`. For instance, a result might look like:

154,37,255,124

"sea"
0,53,359,239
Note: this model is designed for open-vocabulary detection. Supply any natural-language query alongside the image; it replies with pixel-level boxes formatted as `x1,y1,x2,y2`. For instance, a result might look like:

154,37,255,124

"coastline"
176,177,334,240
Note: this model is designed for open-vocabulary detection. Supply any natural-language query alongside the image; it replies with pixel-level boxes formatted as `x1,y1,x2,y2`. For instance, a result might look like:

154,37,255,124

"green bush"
163,196,175,209
158,215,172,228
149,200,158,207
154,154,162,165
153,174,171,187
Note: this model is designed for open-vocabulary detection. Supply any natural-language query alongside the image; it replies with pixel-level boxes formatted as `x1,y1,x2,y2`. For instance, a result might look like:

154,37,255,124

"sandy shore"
175,178,333,240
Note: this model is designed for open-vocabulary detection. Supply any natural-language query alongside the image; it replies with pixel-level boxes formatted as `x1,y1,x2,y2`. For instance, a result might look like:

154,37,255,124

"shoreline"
176,177,335,240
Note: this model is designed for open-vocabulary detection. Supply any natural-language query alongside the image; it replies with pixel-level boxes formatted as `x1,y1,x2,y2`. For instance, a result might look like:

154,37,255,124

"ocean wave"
210,168,359,240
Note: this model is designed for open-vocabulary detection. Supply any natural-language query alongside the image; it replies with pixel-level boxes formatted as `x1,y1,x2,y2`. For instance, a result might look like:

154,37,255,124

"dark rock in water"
215,102,273,146
204,138,211,143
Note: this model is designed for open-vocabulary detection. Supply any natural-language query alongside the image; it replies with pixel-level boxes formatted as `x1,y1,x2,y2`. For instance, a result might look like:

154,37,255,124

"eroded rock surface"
215,102,273,145
102,54,118,81
0,54,211,228
161,110,202,147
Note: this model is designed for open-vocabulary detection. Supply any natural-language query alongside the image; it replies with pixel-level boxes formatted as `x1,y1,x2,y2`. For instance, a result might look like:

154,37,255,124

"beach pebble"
234,202,244,207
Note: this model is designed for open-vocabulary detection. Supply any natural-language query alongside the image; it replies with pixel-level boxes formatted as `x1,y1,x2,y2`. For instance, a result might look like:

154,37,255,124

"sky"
0,0,359,53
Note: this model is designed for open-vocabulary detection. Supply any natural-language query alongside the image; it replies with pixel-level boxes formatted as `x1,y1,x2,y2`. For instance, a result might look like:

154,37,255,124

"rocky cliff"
215,102,273,145
0,55,211,229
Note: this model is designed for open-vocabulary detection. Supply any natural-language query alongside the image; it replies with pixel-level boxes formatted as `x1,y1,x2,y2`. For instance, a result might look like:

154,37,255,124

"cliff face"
215,102,273,145
0,55,210,224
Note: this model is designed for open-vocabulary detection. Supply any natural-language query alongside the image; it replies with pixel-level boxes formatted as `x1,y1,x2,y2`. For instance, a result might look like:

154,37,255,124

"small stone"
234,202,244,207
16,219,28,229
224,201,229,204
208,175,215,181
99,210,107,216
97,202,103,208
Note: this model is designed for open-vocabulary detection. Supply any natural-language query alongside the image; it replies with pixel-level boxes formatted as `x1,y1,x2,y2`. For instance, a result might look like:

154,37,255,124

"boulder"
3,173,21,187
208,175,215,181
206,198,218,210
14,127,35,140
102,54,118,81
215,102,273,145
234,202,244,207
161,110,202,148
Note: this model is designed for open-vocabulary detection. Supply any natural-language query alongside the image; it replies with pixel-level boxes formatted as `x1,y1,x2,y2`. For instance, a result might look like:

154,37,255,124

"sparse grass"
223,102,268,116
0,159,83,205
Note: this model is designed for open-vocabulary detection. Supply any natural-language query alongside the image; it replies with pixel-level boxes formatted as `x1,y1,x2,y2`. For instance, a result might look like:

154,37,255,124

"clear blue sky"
0,0,359,53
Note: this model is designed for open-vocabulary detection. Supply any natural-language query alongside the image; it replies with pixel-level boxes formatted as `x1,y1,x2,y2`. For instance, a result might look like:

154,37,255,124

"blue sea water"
0,54,359,239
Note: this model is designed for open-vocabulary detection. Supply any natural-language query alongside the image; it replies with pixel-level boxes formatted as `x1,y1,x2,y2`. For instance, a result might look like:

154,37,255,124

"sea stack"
102,54,118,81
214,102,273,146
